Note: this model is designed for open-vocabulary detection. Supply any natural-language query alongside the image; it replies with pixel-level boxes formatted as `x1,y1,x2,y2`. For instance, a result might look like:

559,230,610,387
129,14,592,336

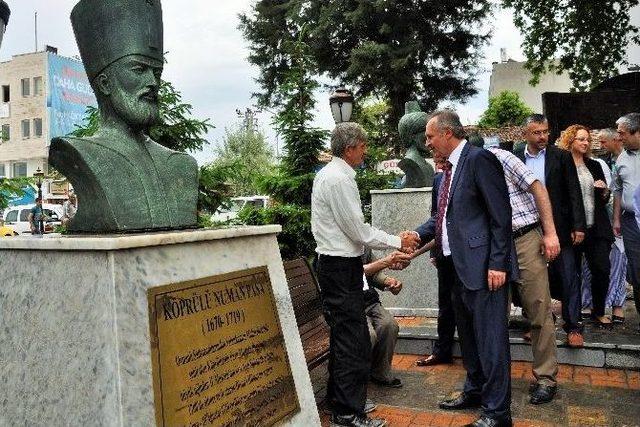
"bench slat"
283,257,330,369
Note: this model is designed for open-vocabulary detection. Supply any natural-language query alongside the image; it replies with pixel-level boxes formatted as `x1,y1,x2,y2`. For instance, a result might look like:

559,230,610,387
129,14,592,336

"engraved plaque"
148,266,300,426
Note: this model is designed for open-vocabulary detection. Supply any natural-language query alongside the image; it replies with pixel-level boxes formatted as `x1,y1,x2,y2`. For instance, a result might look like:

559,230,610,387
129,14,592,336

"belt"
317,253,361,261
513,222,539,239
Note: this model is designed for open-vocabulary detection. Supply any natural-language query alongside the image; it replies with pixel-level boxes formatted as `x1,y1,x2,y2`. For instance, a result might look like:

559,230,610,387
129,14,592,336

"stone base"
371,188,439,313
0,226,320,426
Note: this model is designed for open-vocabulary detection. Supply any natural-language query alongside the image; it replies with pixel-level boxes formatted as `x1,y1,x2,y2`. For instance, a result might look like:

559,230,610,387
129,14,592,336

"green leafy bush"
237,204,314,261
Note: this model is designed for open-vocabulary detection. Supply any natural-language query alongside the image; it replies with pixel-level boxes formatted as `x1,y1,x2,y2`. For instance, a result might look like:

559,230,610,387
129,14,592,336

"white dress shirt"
524,146,546,186
441,140,467,256
311,157,401,257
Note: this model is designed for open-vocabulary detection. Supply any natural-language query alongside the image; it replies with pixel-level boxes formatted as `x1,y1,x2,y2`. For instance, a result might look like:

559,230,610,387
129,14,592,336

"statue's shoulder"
147,139,198,167
51,135,115,155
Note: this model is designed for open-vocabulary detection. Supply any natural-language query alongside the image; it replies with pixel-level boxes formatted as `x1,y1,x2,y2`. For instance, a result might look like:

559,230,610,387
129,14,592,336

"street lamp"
329,87,354,124
34,167,44,235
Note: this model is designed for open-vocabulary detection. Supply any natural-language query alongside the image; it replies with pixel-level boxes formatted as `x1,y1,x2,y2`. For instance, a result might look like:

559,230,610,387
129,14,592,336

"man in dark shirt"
28,198,46,235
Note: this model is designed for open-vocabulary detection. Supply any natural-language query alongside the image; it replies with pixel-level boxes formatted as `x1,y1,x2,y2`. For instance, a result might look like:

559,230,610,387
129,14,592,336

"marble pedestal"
0,226,320,426
371,188,439,316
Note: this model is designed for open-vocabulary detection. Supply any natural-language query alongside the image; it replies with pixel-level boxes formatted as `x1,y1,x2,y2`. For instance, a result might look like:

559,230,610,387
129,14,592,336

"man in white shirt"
312,122,419,427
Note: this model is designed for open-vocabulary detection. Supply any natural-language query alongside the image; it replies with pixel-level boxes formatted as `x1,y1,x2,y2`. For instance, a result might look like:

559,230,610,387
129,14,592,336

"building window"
1,124,9,141
33,118,42,137
21,78,30,97
21,119,30,138
12,162,27,177
2,85,9,102
33,77,43,96
0,164,5,177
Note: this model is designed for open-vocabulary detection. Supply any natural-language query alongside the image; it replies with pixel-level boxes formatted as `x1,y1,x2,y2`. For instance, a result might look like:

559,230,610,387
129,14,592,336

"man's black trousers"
316,254,371,416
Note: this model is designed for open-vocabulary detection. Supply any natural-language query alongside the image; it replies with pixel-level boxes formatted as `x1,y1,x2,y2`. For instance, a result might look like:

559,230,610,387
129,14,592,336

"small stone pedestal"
0,226,320,426
371,188,439,316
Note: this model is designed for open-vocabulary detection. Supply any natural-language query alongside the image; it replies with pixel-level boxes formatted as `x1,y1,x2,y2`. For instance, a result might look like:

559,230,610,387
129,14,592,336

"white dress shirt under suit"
441,140,466,256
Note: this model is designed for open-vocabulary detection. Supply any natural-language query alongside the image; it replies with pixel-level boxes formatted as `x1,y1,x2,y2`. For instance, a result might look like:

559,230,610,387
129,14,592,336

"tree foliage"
240,0,493,151
477,90,534,128
504,0,640,90
0,178,31,211
212,111,275,196
257,33,329,205
238,203,314,260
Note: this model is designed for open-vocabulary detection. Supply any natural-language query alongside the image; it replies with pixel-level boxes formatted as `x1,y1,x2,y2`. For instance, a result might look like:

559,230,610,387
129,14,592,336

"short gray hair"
599,128,617,140
331,122,367,158
616,113,640,134
428,109,466,139
523,114,547,127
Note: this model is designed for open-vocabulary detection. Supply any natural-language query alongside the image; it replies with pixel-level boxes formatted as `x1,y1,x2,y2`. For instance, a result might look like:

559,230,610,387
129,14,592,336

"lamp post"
34,167,44,235
329,87,354,124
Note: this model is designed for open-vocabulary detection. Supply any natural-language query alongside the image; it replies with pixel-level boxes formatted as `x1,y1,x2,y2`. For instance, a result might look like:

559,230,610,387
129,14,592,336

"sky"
0,1,525,164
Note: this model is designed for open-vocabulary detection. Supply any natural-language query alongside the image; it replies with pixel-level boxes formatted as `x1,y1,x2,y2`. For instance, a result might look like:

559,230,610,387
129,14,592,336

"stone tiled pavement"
311,354,640,426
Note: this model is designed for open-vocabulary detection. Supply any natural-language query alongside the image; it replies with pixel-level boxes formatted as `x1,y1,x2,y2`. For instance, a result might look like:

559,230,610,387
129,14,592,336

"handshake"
398,230,421,254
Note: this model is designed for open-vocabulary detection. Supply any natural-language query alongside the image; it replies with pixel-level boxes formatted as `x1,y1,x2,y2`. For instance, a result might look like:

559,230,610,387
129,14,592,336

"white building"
0,48,95,182
488,56,573,113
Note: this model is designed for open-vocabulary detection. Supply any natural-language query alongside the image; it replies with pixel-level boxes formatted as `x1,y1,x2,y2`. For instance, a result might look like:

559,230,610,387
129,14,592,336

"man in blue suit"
412,110,515,427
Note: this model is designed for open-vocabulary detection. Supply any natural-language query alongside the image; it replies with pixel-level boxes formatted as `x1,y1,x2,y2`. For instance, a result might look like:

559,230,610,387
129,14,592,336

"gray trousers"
622,211,640,321
365,302,399,382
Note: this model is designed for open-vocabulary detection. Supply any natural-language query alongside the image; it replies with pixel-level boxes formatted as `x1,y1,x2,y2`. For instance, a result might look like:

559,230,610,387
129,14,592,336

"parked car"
211,196,270,222
2,204,63,234
0,220,17,237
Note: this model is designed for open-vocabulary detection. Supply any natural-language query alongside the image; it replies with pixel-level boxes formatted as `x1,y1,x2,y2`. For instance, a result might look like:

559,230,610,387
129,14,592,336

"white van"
211,196,270,222
3,204,64,234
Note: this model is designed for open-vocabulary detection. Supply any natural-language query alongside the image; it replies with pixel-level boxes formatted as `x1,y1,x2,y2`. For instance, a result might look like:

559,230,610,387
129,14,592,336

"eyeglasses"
530,130,549,136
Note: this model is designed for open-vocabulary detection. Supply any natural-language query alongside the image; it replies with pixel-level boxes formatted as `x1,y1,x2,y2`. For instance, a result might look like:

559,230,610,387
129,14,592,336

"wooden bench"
283,258,330,370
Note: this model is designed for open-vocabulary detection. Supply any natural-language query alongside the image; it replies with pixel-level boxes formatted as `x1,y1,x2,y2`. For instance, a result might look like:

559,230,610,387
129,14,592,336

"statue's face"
413,131,429,155
103,55,163,129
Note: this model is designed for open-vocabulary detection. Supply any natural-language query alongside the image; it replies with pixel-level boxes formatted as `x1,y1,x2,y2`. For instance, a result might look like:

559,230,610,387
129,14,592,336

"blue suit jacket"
415,143,517,290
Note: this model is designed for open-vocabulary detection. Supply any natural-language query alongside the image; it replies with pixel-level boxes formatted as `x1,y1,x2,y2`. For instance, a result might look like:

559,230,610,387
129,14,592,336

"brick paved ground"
311,354,640,426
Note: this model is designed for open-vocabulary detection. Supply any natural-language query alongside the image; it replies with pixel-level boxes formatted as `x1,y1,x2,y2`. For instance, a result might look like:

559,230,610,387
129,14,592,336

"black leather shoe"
438,392,481,410
324,399,377,415
330,414,387,427
529,384,557,405
464,415,513,427
370,377,403,388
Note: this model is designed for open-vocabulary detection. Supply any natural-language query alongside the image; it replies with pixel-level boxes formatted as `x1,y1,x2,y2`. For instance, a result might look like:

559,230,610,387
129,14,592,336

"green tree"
212,110,275,196
257,32,329,206
504,0,640,90
477,90,534,128
352,98,393,162
351,98,397,220
0,178,31,211
239,33,328,260
240,0,493,152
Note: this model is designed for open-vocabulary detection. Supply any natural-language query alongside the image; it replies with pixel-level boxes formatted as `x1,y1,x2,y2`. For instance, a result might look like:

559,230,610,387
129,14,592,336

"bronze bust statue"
49,0,199,233
397,101,434,188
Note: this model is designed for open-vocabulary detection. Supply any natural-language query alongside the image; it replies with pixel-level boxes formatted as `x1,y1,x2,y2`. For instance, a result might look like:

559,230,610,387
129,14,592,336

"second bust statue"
397,101,434,188
49,0,198,233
